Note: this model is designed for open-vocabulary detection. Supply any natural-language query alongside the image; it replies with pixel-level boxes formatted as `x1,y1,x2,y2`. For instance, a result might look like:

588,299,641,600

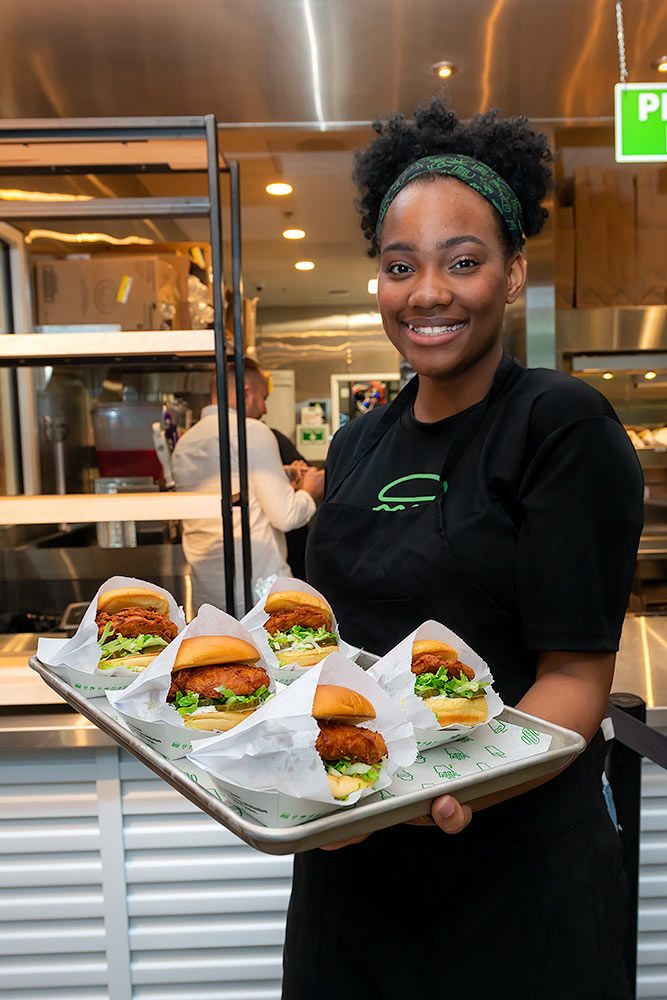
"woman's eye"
385,262,413,275
452,257,479,270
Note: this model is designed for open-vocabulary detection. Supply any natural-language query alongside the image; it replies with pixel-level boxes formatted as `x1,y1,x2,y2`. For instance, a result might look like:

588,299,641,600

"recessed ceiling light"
645,371,657,380
432,60,455,79
266,182,293,196
0,188,93,202
368,278,378,294
282,228,305,239
602,372,614,380
295,260,315,271
653,56,667,73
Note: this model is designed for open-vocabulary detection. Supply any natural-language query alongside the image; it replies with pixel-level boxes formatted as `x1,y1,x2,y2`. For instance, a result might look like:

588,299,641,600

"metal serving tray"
29,654,586,855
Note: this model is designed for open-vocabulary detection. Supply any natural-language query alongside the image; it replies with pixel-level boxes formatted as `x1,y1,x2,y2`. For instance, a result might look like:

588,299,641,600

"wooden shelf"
0,331,215,365
0,492,224,524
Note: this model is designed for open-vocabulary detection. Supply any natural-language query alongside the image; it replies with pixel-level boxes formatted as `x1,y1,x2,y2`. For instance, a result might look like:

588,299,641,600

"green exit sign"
615,83,667,162
300,427,325,443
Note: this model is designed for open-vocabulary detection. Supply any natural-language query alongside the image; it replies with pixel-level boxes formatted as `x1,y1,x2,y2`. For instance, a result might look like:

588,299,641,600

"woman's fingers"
431,795,472,834
320,833,369,851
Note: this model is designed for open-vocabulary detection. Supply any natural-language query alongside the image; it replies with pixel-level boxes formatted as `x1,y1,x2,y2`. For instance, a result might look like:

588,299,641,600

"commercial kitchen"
1,1,667,998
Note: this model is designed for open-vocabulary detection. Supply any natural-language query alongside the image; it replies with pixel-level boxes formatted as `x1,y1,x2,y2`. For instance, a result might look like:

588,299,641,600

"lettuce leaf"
98,622,168,665
267,624,338,652
173,685,269,717
414,667,488,700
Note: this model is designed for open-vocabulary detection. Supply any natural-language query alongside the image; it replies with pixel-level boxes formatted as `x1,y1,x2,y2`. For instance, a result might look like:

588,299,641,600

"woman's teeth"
407,321,466,336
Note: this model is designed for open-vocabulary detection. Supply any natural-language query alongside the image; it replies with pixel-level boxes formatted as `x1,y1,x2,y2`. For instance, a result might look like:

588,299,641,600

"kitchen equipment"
92,401,164,479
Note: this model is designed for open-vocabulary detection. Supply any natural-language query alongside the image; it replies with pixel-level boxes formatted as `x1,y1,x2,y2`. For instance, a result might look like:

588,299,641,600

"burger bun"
173,635,260,673
326,771,379,800
264,590,332,626
97,587,169,616
278,645,338,668
425,694,488,728
412,638,459,661
312,684,376,725
182,707,256,732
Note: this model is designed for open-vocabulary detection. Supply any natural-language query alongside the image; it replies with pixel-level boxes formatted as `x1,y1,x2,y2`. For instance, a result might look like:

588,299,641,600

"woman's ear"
506,253,527,304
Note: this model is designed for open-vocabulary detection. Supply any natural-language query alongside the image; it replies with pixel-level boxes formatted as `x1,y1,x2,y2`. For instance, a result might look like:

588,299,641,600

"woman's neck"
412,344,503,422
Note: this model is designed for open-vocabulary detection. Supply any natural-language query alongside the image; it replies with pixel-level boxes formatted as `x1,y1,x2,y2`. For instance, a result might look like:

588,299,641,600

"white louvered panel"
0,816,100,853
124,813,250,849
131,948,283,985
127,882,290,917
642,799,667,832
0,852,102,888
0,886,105,921
129,914,285,950
123,780,203,816
637,967,667,999
638,932,667,965
639,901,667,932
0,918,105,955
638,752,667,998
641,831,667,866
6,990,109,1000
1,752,98,784
0,783,99,819
134,985,280,1000
1,953,109,989
125,848,292,884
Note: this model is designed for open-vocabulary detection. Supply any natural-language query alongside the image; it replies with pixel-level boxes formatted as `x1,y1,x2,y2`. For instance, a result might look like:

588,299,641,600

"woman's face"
377,177,526,381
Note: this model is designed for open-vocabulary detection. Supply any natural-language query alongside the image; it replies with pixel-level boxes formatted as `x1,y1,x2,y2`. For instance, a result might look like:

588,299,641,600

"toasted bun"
182,708,256,732
278,645,338,668
264,590,332,622
97,587,169,616
326,771,378,800
98,653,157,673
412,639,459,661
173,635,260,673
312,684,376,724
425,695,488,728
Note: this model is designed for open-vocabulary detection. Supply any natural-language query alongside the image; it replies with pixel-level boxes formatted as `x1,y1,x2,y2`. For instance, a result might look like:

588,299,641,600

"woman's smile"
402,317,469,345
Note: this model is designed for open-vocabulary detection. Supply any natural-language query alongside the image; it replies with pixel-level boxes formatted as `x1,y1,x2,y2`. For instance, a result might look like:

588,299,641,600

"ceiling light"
432,61,455,79
25,229,154,246
295,260,315,271
652,56,667,73
266,182,293,196
602,372,614,380
0,188,93,202
644,371,657,380
282,228,305,239
368,278,378,294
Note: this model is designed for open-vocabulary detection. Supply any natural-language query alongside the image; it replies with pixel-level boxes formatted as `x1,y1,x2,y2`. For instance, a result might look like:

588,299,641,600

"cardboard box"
35,254,190,331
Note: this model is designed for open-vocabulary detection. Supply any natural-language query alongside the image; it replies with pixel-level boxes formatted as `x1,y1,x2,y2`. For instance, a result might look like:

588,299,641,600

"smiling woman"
281,98,644,1000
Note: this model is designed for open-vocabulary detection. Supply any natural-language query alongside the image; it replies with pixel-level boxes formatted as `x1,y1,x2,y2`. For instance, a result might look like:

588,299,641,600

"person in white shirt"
171,357,324,617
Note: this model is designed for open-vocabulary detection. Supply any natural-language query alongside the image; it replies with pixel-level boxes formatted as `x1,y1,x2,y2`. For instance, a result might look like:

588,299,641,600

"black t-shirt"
327,364,644,653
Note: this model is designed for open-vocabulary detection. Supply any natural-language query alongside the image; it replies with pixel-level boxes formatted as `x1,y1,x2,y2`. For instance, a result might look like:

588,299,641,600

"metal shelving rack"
0,115,252,614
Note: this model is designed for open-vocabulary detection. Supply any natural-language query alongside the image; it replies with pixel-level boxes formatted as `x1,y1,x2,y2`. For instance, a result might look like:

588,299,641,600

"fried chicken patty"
167,664,270,701
411,654,475,680
315,721,387,765
264,607,330,635
96,608,178,644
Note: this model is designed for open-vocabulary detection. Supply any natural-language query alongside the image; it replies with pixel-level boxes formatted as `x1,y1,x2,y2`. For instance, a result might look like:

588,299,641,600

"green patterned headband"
375,154,524,249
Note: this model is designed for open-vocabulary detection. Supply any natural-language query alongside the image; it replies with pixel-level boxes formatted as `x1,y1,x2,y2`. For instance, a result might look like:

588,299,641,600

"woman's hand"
320,794,471,850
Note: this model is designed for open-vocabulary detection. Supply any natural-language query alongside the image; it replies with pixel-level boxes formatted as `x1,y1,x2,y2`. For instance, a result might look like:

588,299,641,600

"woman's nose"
407,269,454,310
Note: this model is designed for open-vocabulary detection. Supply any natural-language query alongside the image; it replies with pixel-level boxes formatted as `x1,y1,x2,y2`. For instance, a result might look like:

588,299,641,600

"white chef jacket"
171,405,316,618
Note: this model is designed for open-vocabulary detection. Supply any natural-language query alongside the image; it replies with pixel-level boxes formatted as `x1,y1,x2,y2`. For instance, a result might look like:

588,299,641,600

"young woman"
281,100,644,999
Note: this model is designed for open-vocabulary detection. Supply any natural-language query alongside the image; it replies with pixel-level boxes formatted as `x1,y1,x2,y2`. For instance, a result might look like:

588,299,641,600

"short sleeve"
517,415,644,651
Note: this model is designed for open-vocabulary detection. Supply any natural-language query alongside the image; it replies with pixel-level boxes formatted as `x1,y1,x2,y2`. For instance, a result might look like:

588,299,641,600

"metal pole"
204,114,235,614
227,160,253,613
607,691,646,999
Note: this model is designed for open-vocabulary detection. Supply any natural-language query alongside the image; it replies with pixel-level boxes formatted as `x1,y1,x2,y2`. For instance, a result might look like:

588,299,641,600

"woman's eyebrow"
381,241,416,253
437,235,487,249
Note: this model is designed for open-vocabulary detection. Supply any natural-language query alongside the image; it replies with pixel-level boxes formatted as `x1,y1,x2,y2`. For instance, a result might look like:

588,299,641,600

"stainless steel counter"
1,615,666,747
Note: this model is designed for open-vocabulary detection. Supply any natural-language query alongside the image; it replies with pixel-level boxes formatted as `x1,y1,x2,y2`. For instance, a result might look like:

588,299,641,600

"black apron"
282,355,631,1000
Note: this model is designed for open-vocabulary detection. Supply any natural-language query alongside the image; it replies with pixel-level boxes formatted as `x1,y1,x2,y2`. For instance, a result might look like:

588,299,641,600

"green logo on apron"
372,473,448,511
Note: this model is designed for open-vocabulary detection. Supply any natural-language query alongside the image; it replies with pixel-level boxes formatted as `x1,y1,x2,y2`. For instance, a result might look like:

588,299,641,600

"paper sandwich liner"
36,575,186,698
106,604,277,759
187,651,417,826
241,576,361,684
368,619,504,750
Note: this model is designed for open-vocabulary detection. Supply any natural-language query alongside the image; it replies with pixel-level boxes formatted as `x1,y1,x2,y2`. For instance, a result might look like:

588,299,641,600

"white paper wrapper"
241,576,361,684
187,652,417,826
36,576,186,698
368,619,503,750
106,604,276,759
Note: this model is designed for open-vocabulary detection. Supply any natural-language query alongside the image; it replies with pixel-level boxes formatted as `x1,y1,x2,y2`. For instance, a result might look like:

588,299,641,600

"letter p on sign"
615,83,667,161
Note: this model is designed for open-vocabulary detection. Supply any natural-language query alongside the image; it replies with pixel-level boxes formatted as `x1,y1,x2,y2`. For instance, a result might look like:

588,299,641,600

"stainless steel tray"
30,654,586,855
